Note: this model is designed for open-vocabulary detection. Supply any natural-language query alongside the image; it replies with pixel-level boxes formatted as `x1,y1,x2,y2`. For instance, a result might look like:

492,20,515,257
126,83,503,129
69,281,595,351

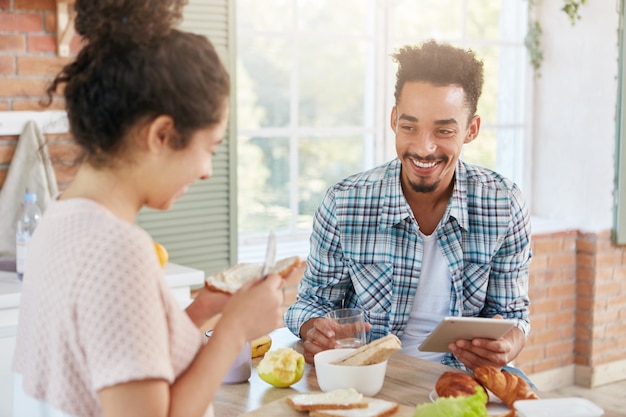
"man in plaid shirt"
285,41,532,378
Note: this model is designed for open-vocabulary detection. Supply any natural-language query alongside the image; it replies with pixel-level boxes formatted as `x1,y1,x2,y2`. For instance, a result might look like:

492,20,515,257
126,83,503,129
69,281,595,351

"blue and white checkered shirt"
284,158,531,368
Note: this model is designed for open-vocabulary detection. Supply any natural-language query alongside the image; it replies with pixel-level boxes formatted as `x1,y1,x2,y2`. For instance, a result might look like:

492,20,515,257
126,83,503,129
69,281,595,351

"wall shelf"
0,111,69,136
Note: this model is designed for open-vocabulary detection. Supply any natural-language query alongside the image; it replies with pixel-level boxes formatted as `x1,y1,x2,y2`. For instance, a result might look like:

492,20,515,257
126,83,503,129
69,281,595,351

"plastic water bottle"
16,192,42,281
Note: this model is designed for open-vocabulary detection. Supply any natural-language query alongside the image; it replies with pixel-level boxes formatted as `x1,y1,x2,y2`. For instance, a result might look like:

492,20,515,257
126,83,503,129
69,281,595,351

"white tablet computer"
418,316,516,353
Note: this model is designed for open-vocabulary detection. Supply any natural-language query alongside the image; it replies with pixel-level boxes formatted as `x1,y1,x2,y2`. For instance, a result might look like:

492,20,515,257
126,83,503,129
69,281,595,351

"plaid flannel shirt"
284,158,532,369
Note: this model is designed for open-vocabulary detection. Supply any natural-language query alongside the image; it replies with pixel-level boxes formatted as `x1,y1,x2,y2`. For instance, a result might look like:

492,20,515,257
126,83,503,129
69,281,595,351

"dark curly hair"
46,0,230,167
392,40,484,117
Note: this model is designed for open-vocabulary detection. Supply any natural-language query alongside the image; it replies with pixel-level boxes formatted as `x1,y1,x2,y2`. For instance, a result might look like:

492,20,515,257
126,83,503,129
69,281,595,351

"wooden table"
213,327,453,416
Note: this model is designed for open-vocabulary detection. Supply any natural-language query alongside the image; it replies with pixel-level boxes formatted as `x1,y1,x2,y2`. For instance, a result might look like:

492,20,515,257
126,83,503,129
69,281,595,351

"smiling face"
144,108,229,211
391,81,480,199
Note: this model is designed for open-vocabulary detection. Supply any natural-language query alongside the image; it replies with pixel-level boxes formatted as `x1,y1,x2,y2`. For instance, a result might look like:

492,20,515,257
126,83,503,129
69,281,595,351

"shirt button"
441,235,447,241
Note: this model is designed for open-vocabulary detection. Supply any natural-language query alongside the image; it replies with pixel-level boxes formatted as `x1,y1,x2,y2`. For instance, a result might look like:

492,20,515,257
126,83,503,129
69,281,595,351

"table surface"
213,327,454,417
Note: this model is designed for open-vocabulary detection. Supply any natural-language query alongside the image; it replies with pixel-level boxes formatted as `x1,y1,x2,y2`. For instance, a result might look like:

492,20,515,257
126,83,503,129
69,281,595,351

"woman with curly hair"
12,2,285,416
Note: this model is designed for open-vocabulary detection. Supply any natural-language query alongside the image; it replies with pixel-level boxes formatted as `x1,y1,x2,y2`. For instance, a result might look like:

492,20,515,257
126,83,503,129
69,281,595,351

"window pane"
463,127,496,170
497,45,527,125
298,135,365,221
472,44,499,126
389,0,463,42
299,40,372,127
466,0,501,41
238,135,291,234
238,0,293,33
297,0,374,36
238,36,291,129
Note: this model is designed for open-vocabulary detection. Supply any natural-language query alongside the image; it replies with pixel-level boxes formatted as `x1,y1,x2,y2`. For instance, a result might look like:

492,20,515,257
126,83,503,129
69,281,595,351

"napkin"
0,120,58,258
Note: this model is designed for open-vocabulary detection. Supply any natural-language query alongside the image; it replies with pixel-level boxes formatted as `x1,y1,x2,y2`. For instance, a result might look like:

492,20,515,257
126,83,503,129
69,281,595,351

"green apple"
257,348,305,388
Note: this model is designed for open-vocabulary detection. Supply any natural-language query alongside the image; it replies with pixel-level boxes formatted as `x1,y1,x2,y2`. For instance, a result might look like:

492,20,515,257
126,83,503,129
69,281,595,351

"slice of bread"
330,334,401,366
204,256,304,294
309,398,400,417
286,388,368,411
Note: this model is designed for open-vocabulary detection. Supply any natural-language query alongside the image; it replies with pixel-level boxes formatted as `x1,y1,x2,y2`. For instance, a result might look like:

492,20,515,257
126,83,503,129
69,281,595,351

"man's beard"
407,178,440,193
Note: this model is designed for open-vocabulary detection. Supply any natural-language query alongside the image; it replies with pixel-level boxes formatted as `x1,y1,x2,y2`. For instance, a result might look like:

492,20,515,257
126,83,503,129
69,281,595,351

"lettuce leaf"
412,389,489,417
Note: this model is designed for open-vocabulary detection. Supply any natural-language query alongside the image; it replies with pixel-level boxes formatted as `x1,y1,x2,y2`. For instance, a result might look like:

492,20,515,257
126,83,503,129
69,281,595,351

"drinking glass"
326,308,367,348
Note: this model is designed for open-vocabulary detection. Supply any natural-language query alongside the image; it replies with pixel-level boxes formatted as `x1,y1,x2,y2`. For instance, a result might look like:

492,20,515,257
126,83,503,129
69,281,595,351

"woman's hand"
185,286,231,328
217,272,285,343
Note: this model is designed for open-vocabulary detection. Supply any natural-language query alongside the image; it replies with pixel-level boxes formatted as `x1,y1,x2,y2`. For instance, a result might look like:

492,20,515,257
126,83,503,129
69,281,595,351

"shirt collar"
378,158,469,232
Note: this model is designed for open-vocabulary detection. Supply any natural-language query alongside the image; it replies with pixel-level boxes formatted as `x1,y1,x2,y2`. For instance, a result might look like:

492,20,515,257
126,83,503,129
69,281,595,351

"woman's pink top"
13,198,209,417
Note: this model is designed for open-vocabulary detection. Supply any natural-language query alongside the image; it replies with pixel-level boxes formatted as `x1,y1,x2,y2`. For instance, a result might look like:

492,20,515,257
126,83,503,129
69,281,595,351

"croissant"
473,365,539,409
435,371,487,403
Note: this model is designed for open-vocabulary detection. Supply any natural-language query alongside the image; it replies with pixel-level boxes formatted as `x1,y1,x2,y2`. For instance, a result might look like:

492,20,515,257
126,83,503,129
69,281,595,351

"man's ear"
464,115,481,144
146,115,176,154
391,106,398,134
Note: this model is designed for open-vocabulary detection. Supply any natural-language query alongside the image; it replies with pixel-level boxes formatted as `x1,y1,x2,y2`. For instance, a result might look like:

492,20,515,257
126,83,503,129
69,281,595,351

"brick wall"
0,0,81,191
515,230,626,388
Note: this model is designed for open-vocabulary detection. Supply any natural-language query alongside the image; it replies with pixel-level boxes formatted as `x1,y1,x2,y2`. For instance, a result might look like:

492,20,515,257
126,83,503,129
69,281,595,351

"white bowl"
313,348,387,396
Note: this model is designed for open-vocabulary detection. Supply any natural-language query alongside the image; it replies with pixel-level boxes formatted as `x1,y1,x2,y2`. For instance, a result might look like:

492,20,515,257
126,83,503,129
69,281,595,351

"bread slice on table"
309,398,399,417
204,256,304,294
286,388,368,411
330,334,401,366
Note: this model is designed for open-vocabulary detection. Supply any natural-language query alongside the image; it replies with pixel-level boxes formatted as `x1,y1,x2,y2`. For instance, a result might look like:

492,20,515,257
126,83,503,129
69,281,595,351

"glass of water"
326,308,367,348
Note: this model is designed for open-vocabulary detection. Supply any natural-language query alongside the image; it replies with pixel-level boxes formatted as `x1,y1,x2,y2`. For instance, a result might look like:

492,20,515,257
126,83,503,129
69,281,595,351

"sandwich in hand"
204,256,304,294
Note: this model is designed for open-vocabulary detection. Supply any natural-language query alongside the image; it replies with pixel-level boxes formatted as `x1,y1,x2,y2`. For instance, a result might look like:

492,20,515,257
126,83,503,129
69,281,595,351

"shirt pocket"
346,262,393,338
461,261,491,316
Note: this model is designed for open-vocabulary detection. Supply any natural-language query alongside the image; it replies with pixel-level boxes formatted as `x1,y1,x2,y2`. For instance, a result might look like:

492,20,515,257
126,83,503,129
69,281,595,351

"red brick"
576,237,597,254
529,254,548,271
0,12,43,32
531,357,563,373
0,78,48,97
577,253,595,268
12,98,65,111
529,298,560,315
17,55,71,76
516,344,544,364
69,35,84,55
0,100,8,110
0,56,14,75
27,34,56,53
0,0,10,10
0,142,15,164
531,328,562,345
545,339,574,358
44,10,55,32
14,0,55,10
595,251,623,267
0,34,25,52
547,252,576,268
548,282,575,298
47,142,82,163
0,168,6,188
533,238,564,254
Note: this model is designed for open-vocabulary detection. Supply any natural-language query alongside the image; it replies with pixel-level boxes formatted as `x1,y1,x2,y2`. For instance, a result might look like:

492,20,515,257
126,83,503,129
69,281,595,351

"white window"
237,0,529,262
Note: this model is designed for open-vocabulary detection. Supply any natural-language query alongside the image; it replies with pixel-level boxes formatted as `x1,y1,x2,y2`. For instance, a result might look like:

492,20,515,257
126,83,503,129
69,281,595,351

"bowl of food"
314,348,387,396
313,334,401,396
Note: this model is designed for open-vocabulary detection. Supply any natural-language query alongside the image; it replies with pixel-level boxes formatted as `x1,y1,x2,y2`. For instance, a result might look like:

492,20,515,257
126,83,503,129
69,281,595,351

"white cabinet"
0,264,204,417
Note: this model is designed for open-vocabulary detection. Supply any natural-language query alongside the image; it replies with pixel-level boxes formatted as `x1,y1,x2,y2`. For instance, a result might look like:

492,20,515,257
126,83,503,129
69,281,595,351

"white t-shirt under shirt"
12,198,210,417
399,230,451,363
